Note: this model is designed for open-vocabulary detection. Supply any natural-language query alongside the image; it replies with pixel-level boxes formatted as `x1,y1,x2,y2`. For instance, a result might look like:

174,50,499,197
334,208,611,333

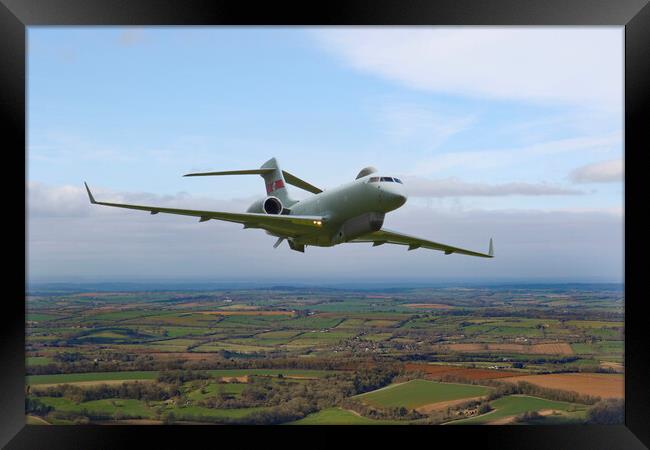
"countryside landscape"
25,283,624,425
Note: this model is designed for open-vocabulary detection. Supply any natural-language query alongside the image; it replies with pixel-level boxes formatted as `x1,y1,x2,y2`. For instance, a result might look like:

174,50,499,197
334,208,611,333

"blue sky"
27,27,624,283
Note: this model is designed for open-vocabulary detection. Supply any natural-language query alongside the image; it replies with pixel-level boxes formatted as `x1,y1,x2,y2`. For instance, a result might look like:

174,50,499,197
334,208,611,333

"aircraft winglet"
84,182,96,204
488,238,494,257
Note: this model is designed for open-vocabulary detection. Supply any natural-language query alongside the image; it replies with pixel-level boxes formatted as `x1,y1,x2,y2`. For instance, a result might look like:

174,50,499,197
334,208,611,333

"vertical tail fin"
260,157,295,206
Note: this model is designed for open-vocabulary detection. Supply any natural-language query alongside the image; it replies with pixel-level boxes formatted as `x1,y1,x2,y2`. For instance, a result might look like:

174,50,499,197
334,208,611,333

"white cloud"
29,131,138,164
314,28,622,112
570,159,623,183
378,103,476,150
403,177,583,197
407,132,620,176
27,183,622,282
28,182,91,218
27,181,253,219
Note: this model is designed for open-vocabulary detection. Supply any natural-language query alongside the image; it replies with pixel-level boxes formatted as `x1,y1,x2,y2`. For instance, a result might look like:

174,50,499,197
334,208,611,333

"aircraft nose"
386,190,407,208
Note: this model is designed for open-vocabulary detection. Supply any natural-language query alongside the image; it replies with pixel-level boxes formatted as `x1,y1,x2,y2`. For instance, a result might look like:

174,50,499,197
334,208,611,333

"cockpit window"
370,176,402,183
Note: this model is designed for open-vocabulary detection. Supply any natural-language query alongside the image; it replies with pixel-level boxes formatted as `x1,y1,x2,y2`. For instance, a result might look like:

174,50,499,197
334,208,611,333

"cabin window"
368,177,380,183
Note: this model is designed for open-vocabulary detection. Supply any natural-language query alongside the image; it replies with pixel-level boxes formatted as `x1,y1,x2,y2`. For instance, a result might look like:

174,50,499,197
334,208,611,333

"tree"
586,399,624,424
478,403,492,414
218,385,229,402
514,410,542,423
162,411,176,425
25,397,52,416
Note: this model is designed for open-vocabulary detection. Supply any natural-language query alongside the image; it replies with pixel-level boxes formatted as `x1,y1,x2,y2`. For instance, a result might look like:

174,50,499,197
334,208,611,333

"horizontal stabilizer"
183,167,322,194
184,169,274,177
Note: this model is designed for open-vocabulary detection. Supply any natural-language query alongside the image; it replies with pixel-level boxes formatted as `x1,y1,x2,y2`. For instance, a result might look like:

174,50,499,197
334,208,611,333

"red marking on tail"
266,179,285,194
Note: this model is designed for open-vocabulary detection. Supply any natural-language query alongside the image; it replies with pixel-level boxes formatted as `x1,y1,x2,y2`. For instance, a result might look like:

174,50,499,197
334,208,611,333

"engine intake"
263,196,283,215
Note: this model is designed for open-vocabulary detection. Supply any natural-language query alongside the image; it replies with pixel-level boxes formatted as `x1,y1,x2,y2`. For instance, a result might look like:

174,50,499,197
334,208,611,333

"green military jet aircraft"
85,157,493,257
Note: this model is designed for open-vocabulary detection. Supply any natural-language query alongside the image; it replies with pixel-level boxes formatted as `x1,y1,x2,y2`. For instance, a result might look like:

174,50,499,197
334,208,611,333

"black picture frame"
2,0,647,448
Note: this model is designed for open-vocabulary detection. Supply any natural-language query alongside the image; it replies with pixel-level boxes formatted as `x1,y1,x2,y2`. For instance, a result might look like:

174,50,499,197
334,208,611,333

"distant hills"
26,280,624,295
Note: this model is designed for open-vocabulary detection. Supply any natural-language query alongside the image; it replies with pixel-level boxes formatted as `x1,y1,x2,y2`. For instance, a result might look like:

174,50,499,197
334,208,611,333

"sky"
27,27,624,284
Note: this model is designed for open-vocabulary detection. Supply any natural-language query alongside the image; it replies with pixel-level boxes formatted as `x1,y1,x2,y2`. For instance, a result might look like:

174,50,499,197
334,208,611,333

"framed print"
1,0,648,448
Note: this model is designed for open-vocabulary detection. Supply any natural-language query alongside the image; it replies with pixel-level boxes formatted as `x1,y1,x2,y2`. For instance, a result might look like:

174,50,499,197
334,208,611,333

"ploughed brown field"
221,376,249,383
444,342,574,355
500,373,624,399
416,396,486,413
404,363,519,380
218,304,261,310
599,361,624,373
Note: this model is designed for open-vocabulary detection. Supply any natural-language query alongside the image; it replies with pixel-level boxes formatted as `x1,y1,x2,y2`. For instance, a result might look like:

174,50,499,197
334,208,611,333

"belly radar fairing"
84,157,494,258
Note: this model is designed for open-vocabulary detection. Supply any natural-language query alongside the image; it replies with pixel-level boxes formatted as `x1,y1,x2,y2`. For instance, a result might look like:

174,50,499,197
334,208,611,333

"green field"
27,356,53,366
25,284,623,425
571,340,624,357
27,371,158,385
26,415,50,425
204,369,335,378
355,380,490,409
255,330,302,339
451,395,587,424
154,326,213,338
40,397,156,419
147,338,199,351
86,310,160,322
28,368,336,385
171,406,268,422
192,341,280,353
289,330,355,345
184,382,246,401
290,408,402,425
27,313,59,322
363,333,393,341
38,396,267,422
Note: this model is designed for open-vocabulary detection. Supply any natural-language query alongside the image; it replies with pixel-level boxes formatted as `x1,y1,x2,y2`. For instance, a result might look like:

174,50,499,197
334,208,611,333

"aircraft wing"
84,183,325,237
352,228,494,258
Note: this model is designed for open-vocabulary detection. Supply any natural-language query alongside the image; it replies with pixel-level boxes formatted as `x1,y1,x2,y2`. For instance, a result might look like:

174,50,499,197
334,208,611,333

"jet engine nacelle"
246,196,285,215
331,212,385,244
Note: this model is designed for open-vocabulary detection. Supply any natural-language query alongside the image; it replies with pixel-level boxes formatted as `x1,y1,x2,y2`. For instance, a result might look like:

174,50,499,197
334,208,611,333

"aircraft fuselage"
272,175,407,248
